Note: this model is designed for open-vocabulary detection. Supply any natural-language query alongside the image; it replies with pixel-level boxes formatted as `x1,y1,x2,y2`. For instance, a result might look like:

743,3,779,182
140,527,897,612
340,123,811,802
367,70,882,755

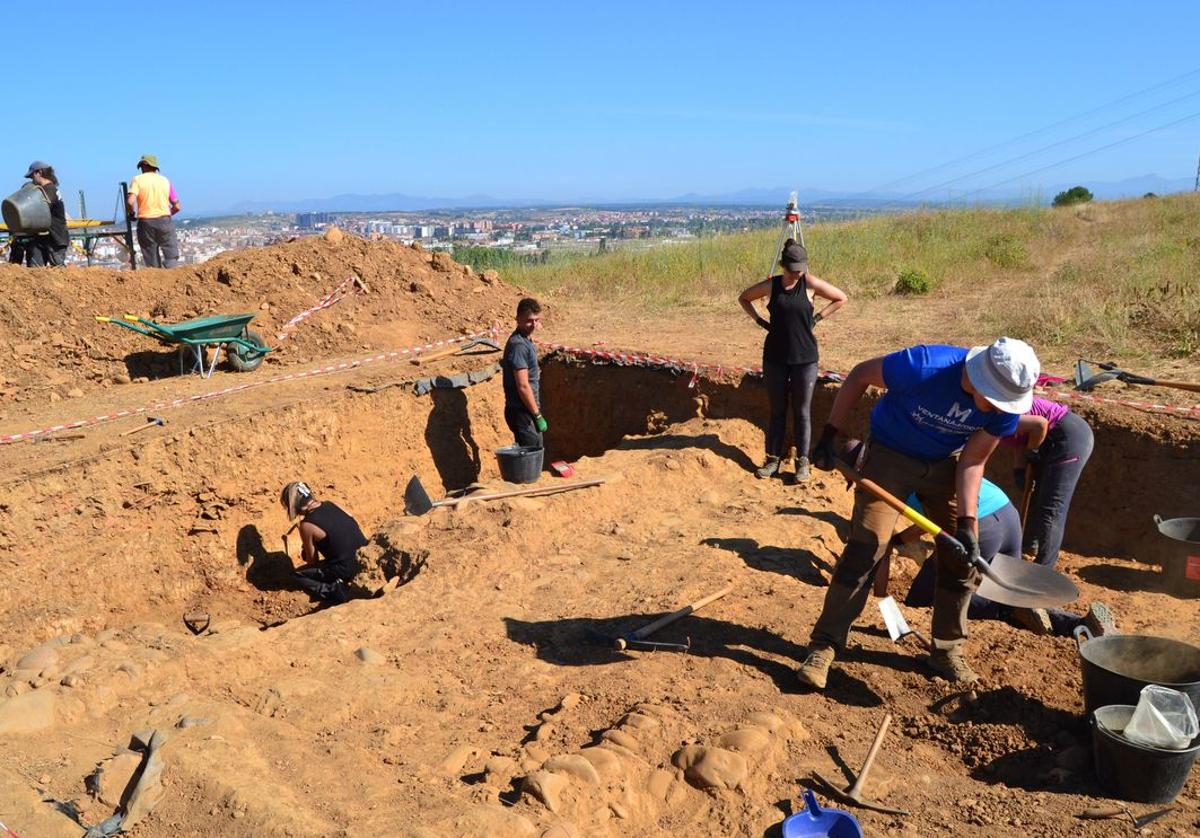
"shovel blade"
877,596,911,642
403,475,434,516
977,552,1080,609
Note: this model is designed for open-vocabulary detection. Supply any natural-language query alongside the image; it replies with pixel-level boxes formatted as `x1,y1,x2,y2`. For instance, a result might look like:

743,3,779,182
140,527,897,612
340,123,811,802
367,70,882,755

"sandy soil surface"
1,235,1198,837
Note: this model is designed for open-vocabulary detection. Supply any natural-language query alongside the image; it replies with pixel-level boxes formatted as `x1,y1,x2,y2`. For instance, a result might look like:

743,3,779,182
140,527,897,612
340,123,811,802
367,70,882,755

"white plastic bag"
1123,685,1198,750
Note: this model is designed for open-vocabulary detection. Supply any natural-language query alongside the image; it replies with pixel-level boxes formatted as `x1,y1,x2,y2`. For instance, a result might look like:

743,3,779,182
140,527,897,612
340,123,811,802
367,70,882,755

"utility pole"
1195,152,1199,191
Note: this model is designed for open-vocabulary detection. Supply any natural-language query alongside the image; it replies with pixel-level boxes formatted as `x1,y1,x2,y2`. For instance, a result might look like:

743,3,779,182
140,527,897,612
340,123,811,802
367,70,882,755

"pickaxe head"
147,416,165,426
1074,360,1120,392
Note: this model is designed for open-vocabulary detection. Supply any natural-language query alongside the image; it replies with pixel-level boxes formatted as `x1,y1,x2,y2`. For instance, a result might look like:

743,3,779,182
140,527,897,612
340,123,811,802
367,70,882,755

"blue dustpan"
781,789,864,838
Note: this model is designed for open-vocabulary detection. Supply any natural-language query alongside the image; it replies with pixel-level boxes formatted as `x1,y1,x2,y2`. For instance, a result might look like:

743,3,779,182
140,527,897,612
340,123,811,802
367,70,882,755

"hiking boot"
325,580,350,605
794,456,812,483
756,456,781,479
927,649,979,684
1011,607,1052,636
1084,602,1118,636
796,645,836,690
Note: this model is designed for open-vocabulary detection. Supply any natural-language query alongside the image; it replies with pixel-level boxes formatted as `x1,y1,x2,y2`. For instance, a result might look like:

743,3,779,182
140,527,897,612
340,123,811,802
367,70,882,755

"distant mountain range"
216,175,1195,216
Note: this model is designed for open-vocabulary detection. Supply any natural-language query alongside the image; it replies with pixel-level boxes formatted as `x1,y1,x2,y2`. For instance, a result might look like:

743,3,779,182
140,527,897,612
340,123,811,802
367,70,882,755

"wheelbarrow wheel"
227,329,268,372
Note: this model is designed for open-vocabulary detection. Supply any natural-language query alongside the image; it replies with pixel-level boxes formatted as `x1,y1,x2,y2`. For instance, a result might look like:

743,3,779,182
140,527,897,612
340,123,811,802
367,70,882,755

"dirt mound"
0,234,519,407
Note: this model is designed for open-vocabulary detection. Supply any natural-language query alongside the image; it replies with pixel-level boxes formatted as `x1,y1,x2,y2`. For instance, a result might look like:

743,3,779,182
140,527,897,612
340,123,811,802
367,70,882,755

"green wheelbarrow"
96,312,271,378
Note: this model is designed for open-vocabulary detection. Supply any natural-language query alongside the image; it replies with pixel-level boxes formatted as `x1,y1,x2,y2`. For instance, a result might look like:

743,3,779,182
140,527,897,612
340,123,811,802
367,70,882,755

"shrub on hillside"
983,233,1029,269
894,269,932,295
1053,186,1093,207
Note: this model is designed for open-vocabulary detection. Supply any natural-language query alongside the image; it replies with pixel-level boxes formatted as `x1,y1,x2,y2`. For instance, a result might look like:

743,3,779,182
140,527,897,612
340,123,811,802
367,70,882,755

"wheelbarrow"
96,312,270,378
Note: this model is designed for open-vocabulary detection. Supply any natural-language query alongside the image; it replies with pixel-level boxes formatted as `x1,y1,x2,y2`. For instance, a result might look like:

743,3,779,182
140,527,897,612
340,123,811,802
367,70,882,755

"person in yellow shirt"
126,154,181,268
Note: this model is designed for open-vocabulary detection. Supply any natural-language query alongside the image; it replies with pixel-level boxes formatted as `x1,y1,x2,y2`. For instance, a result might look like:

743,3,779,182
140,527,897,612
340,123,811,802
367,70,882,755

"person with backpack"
10,161,69,266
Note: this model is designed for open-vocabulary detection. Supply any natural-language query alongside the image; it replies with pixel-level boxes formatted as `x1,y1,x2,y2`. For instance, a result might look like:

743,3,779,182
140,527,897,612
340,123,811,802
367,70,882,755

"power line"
866,64,1200,195
901,87,1200,200
956,109,1200,201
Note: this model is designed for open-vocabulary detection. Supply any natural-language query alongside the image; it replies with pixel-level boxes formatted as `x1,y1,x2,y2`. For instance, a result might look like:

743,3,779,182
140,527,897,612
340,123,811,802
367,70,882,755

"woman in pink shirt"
1004,397,1094,569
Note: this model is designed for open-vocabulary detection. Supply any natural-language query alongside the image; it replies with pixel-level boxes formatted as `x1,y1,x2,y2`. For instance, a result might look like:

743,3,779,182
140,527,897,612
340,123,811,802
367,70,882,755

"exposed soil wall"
542,356,1199,562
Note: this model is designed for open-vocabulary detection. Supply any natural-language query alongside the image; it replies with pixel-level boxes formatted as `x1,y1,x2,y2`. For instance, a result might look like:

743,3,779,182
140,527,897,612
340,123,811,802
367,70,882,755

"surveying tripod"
765,191,805,278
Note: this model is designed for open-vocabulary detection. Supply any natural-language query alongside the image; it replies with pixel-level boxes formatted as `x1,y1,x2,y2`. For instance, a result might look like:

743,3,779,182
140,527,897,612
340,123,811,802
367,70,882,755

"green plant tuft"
894,269,932,295
982,233,1029,269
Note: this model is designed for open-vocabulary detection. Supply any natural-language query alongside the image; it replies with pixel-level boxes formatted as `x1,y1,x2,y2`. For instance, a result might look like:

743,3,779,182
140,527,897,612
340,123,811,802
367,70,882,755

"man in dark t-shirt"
501,297,546,448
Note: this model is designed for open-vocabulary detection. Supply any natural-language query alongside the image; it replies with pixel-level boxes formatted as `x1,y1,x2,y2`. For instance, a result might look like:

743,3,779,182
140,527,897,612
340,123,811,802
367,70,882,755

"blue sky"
8,0,1200,212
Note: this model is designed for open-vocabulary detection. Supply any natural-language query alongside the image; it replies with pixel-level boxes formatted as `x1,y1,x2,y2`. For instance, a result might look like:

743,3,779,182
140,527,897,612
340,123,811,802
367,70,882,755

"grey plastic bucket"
1093,705,1200,803
1,186,51,234
1154,515,1200,597
496,445,543,484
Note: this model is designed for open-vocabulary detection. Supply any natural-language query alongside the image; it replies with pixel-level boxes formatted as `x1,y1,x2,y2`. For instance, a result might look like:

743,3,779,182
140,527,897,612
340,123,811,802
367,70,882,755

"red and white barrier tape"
1033,386,1200,418
0,326,498,445
538,339,1199,420
276,275,367,341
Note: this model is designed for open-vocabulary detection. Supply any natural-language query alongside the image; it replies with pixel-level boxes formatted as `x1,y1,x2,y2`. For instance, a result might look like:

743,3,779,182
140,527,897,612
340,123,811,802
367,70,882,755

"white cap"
965,337,1040,413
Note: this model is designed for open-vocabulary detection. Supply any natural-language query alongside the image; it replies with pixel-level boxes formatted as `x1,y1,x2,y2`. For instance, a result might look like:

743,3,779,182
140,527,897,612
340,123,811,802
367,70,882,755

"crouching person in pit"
281,481,367,604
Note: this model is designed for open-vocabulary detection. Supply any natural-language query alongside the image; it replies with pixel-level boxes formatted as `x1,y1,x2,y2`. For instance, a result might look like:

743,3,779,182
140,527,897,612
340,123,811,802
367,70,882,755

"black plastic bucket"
1092,705,1200,803
1074,626,1200,718
496,445,543,484
1154,515,1200,598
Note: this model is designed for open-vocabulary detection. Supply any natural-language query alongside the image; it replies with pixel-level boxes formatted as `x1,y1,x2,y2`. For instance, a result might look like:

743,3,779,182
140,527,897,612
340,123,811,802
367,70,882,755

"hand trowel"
877,596,931,652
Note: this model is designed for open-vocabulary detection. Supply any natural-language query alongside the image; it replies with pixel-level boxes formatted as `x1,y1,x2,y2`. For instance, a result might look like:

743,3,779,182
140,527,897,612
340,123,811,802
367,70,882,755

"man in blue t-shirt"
795,338,1040,689
501,297,547,448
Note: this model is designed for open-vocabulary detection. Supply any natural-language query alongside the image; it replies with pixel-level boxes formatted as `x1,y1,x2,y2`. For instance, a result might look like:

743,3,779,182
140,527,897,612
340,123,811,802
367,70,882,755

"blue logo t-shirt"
870,345,1020,461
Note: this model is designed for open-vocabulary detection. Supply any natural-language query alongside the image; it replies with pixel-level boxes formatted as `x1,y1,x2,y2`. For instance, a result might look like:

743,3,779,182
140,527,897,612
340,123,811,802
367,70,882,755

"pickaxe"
1074,360,1200,394
123,416,165,437
613,584,732,651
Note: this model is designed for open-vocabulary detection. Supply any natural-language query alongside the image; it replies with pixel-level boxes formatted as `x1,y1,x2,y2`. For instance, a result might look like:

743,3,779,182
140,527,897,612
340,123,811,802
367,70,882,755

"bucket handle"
1073,624,1093,649
1153,514,1164,527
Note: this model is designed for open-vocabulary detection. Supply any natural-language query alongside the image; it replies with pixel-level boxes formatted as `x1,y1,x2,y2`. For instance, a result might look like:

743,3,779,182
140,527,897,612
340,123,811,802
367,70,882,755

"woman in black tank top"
738,239,847,482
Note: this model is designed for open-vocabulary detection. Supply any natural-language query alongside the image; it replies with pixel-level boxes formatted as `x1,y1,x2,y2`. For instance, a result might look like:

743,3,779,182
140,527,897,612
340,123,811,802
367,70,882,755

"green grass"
501,193,1200,363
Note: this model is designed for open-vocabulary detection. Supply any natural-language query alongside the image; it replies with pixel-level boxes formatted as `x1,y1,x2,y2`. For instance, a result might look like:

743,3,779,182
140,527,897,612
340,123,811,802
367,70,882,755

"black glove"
813,312,824,325
811,423,839,471
1024,447,1042,465
953,517,981,568
755,316,770,331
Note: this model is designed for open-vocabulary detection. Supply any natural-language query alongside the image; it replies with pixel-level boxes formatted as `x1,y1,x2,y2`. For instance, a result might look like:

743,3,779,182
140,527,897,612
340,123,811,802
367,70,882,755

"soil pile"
0,232,520,405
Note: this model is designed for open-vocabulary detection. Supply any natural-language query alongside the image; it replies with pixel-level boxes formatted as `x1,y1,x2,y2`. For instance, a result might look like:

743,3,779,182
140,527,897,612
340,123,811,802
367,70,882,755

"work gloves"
811,423,839,471
534,414,549,433
951,516,981,570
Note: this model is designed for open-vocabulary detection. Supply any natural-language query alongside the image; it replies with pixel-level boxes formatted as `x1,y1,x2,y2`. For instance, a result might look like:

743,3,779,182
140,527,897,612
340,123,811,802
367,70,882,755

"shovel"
1074,360,1200,394
403,475,605,516
834,461,1078,609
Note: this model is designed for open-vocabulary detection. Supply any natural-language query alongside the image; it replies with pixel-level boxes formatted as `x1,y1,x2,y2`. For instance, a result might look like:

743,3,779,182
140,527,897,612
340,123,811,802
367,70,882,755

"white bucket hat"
965,337,1040,413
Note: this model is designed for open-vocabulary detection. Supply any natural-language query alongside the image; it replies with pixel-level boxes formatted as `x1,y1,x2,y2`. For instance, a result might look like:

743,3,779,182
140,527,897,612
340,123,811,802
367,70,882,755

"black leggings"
762,361,818,458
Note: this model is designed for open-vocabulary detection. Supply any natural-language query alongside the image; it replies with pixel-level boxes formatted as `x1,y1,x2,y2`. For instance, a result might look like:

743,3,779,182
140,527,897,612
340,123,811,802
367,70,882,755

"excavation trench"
0,355,1194,648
